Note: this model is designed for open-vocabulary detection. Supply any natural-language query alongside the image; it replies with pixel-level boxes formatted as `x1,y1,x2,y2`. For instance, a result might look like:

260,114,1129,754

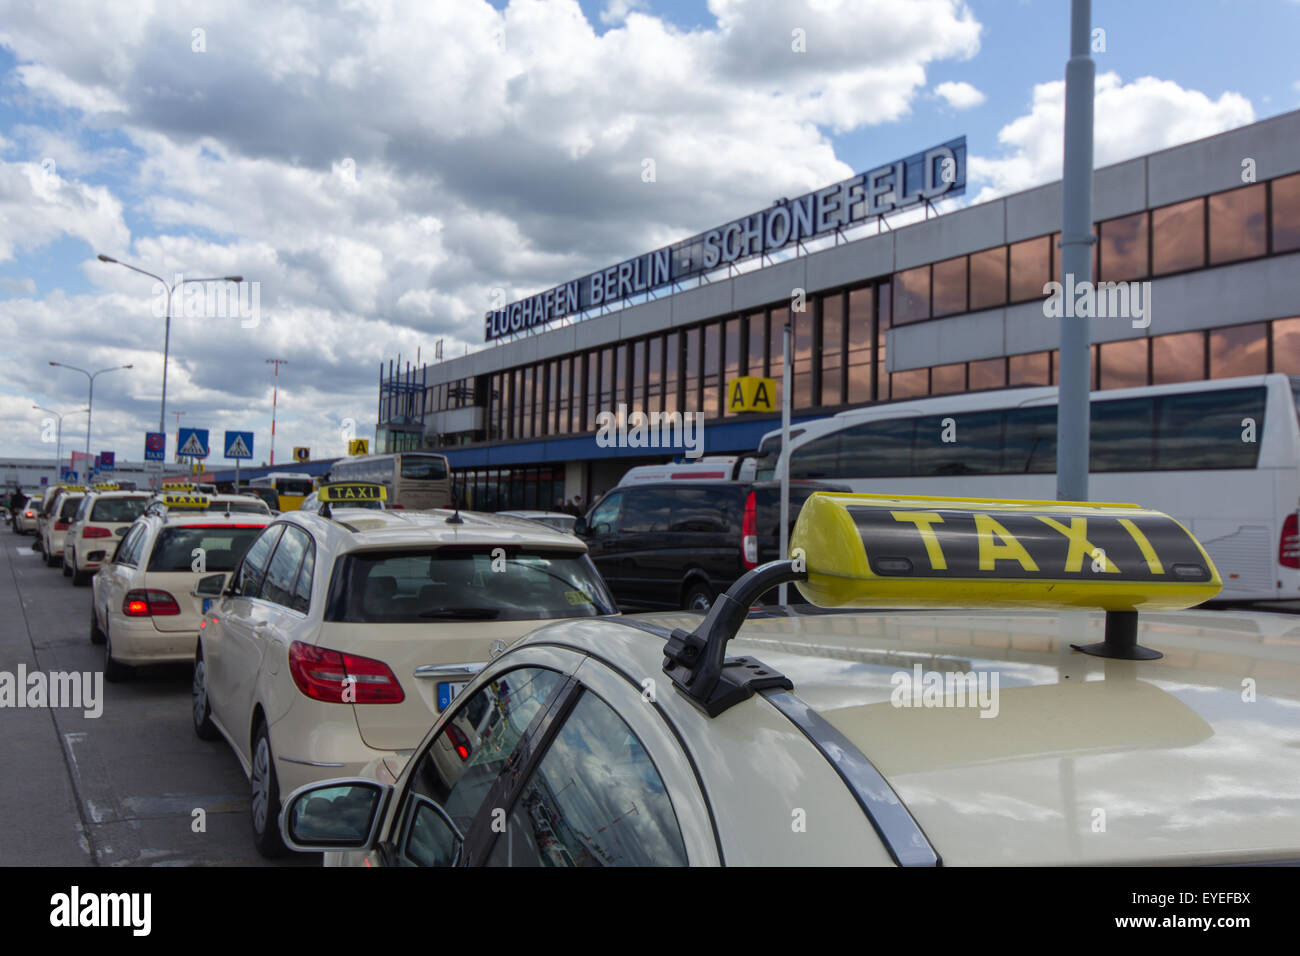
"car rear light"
1280,514,1300,569
445,722,471,761
54,520,69,530
741,491,758,569
24,510,34,518
82,526,112,538
123,589,181,616
288,641,405,704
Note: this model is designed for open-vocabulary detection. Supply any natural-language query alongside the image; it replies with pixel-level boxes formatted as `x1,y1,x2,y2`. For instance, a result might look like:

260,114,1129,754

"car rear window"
325,548,616,623
58,497,83,521
619,486,744,534
147,525,268,573
219,501,272,514
91,496,150,523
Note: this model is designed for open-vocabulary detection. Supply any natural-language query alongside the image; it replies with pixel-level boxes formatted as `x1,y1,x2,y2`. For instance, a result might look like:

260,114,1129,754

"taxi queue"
10,479,1300,867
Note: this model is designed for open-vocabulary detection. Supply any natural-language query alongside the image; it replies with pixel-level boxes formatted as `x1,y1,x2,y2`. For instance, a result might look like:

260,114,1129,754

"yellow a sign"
727,376,777,413
348,439,369,456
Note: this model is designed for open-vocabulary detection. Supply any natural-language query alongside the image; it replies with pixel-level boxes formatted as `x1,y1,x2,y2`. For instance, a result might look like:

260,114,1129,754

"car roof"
517,605,1300,865
150,510,274,528
281,507,587,553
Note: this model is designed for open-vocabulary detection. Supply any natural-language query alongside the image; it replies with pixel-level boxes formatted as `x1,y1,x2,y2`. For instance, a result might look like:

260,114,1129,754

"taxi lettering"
855,507,1210,582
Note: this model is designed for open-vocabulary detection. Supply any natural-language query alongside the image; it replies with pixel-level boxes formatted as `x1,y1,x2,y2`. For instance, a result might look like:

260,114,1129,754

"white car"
278,491,1300,868
191,484,618,857
40,487,85,569
14,498,42,534
91,494,273,682
63,488,152,585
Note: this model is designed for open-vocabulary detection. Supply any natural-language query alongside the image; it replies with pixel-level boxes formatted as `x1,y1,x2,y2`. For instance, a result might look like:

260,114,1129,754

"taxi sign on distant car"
790,492,1222,612
161,492,211,509
317,482,386,503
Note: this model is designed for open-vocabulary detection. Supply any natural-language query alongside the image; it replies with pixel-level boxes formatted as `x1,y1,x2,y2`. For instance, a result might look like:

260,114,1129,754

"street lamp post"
95,254,243,444
32,405,89,480
47,363,132,479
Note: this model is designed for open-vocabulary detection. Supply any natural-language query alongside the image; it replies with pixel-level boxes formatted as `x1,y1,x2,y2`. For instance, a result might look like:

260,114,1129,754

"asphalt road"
0,526,315,866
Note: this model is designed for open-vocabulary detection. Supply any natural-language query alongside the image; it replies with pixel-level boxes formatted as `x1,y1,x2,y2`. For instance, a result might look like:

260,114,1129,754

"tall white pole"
778,322,792,605
1057,0,1096,501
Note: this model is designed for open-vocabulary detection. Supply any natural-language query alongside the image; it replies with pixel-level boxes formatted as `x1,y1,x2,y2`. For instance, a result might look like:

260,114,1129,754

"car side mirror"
573,516,589,536
195,573,225,597
280,779,392,853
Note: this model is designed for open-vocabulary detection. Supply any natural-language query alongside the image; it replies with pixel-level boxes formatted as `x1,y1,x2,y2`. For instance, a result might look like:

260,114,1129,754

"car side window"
587,493,623,535
231,525,284,599
290,539,315,613
115,526,142,567
485,689,688,867
260,526,311,609
395,667,566,867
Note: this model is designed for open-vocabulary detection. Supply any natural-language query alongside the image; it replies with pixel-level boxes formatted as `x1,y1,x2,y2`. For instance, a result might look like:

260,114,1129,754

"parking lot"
0,531,312,867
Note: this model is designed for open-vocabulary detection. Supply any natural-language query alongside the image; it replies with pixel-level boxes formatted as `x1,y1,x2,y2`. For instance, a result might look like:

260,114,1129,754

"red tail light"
82,526,112,538
445,723,471,760
54,520,69,530
741,491,758,569
288,641,404,704
123,589,181,616
1281,514,1300,569
24,510,34,518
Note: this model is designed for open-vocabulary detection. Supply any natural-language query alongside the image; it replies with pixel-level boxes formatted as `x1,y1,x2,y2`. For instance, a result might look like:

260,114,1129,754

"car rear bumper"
108,618,198,665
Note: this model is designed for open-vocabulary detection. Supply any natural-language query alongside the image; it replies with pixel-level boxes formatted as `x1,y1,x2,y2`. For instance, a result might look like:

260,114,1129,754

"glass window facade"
1153,198,1205,275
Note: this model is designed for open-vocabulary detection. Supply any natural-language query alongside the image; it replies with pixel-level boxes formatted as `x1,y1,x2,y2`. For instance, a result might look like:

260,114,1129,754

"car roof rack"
660,559,806,718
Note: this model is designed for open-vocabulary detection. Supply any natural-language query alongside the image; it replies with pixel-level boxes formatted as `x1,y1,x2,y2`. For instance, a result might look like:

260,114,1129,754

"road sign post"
225,431,254,491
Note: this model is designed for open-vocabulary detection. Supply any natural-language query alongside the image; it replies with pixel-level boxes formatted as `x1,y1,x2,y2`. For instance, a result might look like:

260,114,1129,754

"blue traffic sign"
144,432,166,462
60,467,74,482
177,427,210,459
224,431,254,460
99,451,115,471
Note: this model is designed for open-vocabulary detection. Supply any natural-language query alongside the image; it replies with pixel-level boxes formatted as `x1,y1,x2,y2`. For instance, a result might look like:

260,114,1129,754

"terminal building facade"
377,110,1300,511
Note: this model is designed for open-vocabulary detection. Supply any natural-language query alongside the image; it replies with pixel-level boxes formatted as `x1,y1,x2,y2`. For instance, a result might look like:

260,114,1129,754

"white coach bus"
757,374,1300,602
326,451,453,510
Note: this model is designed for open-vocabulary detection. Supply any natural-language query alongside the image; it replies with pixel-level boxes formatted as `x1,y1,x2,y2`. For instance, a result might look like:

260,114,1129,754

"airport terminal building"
377,109,1300,510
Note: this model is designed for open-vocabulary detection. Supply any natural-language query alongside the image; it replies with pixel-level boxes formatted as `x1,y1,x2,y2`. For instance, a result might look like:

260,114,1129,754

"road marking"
13,547,39,556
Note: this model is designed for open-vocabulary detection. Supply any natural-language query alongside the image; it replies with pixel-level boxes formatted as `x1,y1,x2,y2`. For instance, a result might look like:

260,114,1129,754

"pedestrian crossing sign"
224,431,254,460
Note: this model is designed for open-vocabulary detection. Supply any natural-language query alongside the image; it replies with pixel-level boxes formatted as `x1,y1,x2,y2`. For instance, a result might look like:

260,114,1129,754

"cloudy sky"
0,0,1292,468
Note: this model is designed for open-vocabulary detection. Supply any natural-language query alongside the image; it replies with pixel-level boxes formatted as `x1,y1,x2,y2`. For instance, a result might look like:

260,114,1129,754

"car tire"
44,547,59,568
62,557,72,577
191,650,220,741
103,626,131,683
73,567,91,586
250,723,289,858
683,580,716,611
89,605,106,645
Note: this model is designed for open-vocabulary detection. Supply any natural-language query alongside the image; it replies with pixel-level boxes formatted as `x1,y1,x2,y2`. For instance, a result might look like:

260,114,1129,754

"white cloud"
601,0,648,25
968,73,1255,202
934,79,985,109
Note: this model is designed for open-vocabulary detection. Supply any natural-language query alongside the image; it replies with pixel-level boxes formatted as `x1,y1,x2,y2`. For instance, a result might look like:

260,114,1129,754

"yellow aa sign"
348,439,369,456
728,376,777,413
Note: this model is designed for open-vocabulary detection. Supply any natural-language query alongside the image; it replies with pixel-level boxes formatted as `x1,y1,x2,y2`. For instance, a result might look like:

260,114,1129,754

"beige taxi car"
278,492,1300,867
91,493,273,681
40,486,85,569
63,486,152,585
191,483,617,857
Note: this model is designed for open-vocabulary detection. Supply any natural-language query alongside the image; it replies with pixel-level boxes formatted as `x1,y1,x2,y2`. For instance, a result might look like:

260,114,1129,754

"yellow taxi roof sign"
789,492,1222,612
317,482,386,503
162,492,210,509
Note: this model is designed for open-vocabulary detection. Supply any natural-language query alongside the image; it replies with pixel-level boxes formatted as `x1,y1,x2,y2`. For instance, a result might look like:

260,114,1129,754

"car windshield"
326,548,616,623
147,525,267,572
91,496,150,523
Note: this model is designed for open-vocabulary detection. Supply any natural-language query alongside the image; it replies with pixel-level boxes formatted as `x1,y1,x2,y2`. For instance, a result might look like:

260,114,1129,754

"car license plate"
437,681,468,711
202,598,214,614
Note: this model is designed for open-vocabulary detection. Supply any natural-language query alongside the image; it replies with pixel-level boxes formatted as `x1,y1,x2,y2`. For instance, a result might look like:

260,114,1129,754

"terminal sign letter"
728,376,777,414
348,439,369,456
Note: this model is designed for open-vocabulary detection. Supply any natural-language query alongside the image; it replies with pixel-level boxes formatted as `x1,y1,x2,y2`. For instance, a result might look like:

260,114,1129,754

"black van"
575,480,848,611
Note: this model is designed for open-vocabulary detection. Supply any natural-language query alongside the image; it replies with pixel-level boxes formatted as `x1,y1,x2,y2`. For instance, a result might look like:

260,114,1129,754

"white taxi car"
40,486,85,569
191,483,617,857
278,492,1300,867
91,493,273,681
14,497,42,535
63,486,152,585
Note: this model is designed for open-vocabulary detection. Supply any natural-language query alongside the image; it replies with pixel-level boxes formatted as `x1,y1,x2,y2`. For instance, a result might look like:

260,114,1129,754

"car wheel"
683,581,715,611
89,604,106,645
44,547,58,567
103,626,131,682
191,651,220,741
62,556,72,577
250,723,288,857
73,567,91,586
